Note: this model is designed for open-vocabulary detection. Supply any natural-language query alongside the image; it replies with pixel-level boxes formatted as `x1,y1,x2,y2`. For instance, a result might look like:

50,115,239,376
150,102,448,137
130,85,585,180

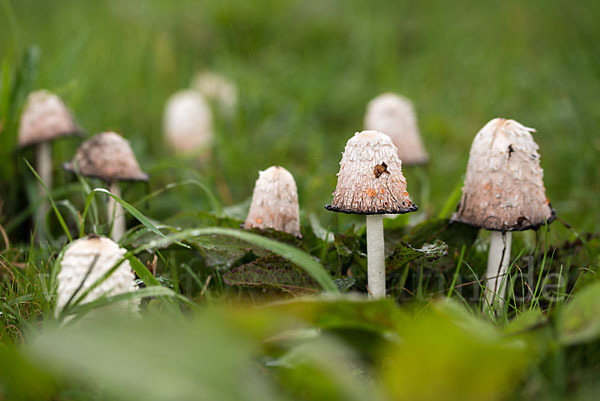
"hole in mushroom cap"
373,162,389,178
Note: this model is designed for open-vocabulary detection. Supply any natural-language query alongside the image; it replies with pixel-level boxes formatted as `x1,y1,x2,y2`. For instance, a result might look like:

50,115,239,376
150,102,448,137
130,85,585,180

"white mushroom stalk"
452,118,555,309
163,89,213,154
107,182,125,242
244,166,301,237
485,231,512,307
18,90,80,242
364,93,428,166
63,132,149,242
56,235,139,317
326,131,417,299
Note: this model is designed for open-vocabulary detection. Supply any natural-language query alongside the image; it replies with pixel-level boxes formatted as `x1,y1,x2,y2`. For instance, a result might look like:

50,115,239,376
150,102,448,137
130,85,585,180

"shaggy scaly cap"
244,166,301,237
63,132,148,183
452,118,555,231
56,235,138,315
163,89,214,153
18,90,80,147
364,93,428,166
191,71,238,114
326,130,417,214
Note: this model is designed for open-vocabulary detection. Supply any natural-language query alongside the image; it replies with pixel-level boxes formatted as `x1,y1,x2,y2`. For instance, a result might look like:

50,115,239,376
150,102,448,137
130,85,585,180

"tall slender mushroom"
63,132,148,241
56,234,139,316
244,166,301,237
364,93,428,166
163,89,213,154
326,131,418,298
451,118,555,308
18,90,81,240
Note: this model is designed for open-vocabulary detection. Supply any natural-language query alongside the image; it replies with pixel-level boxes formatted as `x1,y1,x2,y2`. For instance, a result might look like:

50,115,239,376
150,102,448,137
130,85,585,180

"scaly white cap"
244,166,301,237
452,118,555,231
18,90,81,147
163,89,213,153
364,93,428,166
63,132,148,183
56,235,138,315
326,130,417,214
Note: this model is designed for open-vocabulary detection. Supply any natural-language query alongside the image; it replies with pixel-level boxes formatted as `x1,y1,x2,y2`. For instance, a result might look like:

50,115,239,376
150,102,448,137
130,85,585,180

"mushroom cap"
364,93,428,166
451,118,555,231
325,130,417,215
56,235,138,315
163,89,213,153
18,90,81,148
244,166,301,237
191,71,238,114
63,132,148,182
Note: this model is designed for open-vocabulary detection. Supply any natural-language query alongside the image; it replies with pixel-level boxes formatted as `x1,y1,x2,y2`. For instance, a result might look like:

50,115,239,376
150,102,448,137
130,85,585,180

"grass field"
0,1,599,400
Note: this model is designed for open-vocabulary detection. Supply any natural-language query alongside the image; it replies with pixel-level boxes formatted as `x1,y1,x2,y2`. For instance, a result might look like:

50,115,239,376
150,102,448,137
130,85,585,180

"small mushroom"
364,93,428,166
56,235,138,316
326,131,418,298
18,90,81,240
451,118,555,309
191,71,238,116
163,89,213,154
64,132,148,241
244,166,301,237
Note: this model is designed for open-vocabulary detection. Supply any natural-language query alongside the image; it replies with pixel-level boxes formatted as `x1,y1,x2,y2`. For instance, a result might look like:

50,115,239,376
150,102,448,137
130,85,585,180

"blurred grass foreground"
0,1,599,400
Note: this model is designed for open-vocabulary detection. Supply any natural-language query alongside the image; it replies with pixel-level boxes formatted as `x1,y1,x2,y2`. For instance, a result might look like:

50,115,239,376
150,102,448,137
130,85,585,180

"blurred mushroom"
18,90,81,240
56,234,138,316
452,118,555,308
326,131,418,298
244,166,301,237
64,132,148,241
364,93,428,166
163,89,213,154
191,71,238,115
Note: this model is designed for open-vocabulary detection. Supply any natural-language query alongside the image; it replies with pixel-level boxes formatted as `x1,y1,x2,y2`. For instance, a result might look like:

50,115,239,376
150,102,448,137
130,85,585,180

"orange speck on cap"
255,217,263,224
367,188,377,198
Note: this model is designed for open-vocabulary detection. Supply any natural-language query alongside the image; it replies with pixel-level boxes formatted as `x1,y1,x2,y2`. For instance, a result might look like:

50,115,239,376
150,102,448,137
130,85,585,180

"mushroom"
64,132,148,241
18,90,81,240
163,89,213,154
244,166,301,237
325,131,418,298
364,93,428,166
451,118,555,308
56,234,138,316
191,71,238,115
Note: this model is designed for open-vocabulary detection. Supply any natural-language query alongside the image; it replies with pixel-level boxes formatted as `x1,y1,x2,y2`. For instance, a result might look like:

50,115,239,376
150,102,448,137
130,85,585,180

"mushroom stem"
35,141,53,242
366,214,386,299
107,182,125,242
484,231,512,309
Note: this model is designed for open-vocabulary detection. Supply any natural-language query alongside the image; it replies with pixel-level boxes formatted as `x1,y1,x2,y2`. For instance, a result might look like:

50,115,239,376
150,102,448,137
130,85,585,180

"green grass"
0,1,599,400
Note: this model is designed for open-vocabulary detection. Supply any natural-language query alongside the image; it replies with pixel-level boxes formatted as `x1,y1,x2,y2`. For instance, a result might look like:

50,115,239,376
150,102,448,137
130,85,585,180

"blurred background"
1,0,598,236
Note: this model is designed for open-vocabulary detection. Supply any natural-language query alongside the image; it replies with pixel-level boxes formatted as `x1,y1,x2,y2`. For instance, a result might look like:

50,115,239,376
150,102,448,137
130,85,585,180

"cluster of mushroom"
20,84,554,312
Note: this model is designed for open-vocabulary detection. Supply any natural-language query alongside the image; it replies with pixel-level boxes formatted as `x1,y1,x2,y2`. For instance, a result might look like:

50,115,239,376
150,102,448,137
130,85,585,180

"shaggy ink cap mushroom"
244,166,301,237
18,90,81,148
63,131,148,183
163,89,213,153
326,130,418,299
451,118,555,232
325,130,417,215
364,93,428,166
56,235,139,315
